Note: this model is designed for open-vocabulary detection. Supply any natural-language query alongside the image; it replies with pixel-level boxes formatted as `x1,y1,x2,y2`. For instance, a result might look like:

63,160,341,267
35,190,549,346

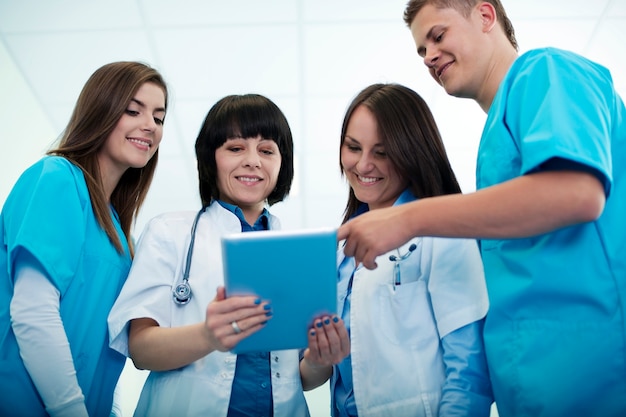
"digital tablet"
221,227,338,353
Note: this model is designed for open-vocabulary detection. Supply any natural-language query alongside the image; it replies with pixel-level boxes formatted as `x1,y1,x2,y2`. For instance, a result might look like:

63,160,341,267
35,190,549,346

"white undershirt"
10,253,89,417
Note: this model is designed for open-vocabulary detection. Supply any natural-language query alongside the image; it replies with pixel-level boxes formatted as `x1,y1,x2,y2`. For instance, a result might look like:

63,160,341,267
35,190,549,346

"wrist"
302,356,331,372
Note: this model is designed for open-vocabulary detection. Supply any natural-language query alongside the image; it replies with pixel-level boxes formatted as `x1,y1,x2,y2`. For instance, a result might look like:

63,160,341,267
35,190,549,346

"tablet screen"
222,227,338,353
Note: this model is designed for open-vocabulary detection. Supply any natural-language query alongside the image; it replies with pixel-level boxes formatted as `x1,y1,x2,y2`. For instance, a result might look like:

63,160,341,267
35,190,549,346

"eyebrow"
417,24,443,57
425,25,438,42
130,97,166,113
345,136,384,148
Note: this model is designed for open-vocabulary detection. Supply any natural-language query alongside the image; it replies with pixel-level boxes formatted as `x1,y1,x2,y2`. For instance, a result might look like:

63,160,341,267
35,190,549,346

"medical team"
1,0,625,416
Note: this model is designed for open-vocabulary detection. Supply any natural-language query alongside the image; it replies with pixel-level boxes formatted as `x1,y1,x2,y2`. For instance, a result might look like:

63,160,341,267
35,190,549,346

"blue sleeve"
3,157,90,295
438,320,494,417
505,48,614,195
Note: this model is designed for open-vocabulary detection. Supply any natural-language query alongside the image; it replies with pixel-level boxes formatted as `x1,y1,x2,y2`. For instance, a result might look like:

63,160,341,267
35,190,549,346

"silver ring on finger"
231,320,242,334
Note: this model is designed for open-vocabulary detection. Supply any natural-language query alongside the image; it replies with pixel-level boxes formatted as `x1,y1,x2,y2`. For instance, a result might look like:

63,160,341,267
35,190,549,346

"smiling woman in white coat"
107,94,349,417
328,84,494,417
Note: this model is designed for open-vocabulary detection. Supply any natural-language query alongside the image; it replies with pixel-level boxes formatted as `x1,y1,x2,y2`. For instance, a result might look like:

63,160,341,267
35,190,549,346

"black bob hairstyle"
195,94,294,207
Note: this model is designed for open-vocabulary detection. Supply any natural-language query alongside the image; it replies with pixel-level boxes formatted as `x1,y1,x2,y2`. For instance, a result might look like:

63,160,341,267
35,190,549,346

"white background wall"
1,1,625,416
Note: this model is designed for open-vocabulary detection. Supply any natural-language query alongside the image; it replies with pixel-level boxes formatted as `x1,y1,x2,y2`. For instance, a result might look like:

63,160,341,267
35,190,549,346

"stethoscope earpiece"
389,243,417,262
389,243,417,289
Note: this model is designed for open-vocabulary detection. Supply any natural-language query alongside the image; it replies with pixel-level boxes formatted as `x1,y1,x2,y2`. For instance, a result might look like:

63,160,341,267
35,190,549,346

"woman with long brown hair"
330,83,493,416
0,61,168,417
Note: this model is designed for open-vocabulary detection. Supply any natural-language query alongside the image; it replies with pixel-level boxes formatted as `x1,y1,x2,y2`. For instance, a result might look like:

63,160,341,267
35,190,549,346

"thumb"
214,285,227,301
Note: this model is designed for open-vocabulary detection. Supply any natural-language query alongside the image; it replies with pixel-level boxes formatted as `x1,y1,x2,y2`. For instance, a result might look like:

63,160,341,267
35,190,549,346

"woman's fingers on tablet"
207,295,271,324
307,316,349,365
203,295,272,349
232,306,273,335
210,293,269,312
324,316,350,362
305,319,326,364
213,310,272,351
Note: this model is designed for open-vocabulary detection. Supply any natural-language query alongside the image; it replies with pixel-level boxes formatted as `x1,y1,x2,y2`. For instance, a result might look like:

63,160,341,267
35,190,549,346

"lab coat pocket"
374,279,437,348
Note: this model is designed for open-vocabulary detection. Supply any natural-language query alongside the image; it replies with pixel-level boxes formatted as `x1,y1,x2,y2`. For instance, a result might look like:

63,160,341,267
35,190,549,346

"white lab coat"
333,235,489,417
108,202,309,417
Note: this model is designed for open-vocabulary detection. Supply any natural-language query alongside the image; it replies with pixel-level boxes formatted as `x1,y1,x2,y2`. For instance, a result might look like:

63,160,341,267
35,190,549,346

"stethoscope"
389,243,417,290
172,206,208,305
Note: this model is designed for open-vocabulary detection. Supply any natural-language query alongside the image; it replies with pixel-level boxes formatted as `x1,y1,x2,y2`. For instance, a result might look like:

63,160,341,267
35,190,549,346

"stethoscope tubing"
172,205,208,305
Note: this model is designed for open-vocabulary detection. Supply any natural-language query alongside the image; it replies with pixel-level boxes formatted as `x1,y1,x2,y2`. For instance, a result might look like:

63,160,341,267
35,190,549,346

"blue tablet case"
221,227,338,353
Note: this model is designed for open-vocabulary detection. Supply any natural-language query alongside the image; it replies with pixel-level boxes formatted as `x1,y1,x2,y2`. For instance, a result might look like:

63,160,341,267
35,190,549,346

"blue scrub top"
0,156,130,417
478,48,626,416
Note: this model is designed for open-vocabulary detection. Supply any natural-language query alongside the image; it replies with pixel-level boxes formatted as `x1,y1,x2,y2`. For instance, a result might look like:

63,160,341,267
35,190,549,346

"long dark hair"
340,83,461,223
48,61,168,255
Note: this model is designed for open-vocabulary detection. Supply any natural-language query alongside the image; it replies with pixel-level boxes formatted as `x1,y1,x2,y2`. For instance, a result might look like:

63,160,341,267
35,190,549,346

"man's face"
410,3,488,100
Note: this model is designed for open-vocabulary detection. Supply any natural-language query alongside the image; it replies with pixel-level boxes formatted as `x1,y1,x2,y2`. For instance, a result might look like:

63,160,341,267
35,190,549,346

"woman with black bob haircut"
109,94,348,416
196,94,294,207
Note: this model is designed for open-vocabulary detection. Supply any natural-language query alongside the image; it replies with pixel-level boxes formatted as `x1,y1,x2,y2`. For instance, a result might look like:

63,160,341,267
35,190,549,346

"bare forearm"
408,171,605,239
129,321,215,371
338,170,605,270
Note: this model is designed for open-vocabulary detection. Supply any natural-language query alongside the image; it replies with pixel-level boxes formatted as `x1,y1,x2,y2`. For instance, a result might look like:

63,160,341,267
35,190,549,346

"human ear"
477,2,497,33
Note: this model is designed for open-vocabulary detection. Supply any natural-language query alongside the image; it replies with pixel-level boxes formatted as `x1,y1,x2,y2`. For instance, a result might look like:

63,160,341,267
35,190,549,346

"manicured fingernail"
316,321,323,328
265,311,273,317
310,330,316,336
333,316,339,323
264,304,271,310
324,318,330,325
254,298,261,304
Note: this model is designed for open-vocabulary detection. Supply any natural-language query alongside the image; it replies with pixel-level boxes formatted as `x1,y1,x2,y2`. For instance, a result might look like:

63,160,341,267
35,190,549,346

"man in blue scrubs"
337,1,626,416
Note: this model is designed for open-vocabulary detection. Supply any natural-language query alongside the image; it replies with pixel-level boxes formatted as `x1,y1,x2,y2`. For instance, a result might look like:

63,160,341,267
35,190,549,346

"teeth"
128,138,150,147
238,177,260,183
358,176,379,183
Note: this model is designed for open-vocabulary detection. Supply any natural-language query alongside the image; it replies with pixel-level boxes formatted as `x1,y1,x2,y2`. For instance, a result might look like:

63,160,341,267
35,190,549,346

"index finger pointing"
337,222,350,242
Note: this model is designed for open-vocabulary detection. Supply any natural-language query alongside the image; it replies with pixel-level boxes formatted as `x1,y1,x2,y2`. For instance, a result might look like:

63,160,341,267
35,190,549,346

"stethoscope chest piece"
173,281,192,305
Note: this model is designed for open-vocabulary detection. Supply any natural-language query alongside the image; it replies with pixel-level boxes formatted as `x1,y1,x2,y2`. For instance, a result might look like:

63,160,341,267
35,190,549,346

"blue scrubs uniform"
478,48,626,417
0,156,130,417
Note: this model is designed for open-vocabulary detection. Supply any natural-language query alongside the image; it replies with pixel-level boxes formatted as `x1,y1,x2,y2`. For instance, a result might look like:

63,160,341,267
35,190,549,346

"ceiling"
2,0,625,235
